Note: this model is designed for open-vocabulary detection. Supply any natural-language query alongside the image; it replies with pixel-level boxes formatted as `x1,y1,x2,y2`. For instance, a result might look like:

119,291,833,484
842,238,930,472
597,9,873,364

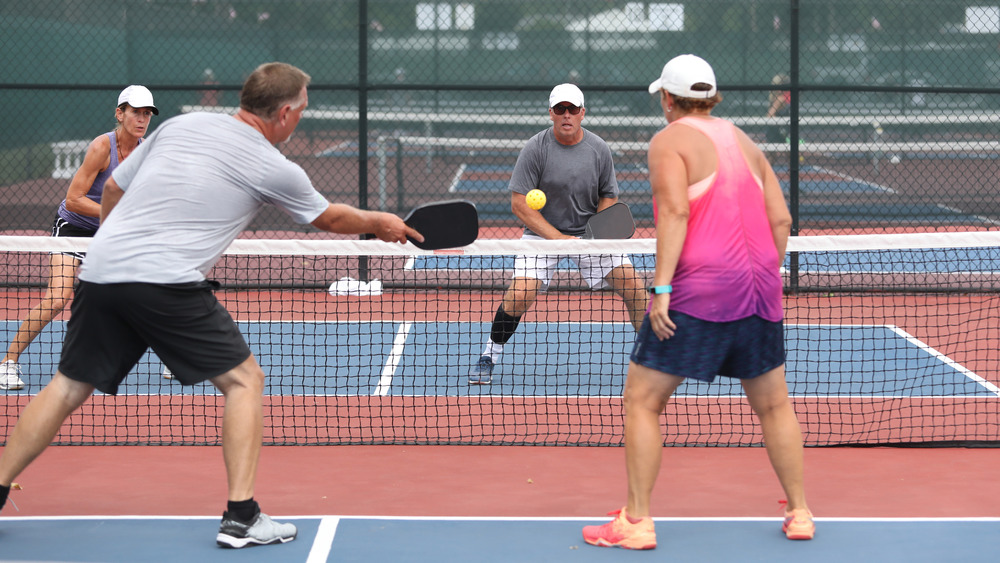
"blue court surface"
1,515,998,562
4,319,996,399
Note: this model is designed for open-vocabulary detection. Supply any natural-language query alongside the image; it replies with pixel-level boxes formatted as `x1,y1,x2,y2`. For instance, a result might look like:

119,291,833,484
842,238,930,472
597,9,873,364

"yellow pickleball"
526,189,546,210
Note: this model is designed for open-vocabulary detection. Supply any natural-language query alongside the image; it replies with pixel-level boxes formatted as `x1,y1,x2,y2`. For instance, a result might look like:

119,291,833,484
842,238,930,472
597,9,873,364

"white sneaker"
216,511,297,548
162,365,174,379
1,360,25,391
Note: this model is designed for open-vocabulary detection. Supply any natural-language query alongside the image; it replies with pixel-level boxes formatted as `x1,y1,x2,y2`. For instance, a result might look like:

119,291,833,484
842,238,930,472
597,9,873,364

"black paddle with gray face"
584,202,636,239
375,200,479,250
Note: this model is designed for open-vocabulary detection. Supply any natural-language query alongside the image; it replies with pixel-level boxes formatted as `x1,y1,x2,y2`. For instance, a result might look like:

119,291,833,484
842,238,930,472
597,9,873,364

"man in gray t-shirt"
469,83,647,385
0,63,422,548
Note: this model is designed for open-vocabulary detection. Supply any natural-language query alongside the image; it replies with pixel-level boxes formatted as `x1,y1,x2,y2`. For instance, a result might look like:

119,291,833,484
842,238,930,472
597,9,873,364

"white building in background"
393,2,687,53
416,2,475,31
964,6,1000,34
566,2,683,51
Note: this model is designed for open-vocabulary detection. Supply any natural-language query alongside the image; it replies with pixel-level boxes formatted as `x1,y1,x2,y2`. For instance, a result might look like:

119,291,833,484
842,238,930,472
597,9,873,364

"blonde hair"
239,62,311,119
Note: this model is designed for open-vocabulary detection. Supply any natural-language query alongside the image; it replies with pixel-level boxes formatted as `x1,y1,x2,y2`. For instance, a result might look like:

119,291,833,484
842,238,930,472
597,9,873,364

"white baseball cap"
117,85,158,115
647,54,717,99
549,83,585,108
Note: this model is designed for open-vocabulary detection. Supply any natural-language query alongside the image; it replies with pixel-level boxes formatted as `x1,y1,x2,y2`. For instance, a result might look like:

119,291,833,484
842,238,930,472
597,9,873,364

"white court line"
313,140,353,158
935,204,1000,226
806,165,896,194
373,322,412,396
447,163,467,193
888,325,1000,397
306,516,340,563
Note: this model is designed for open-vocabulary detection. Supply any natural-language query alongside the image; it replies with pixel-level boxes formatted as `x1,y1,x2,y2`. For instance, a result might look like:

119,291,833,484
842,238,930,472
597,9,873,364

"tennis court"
7,3,1000,560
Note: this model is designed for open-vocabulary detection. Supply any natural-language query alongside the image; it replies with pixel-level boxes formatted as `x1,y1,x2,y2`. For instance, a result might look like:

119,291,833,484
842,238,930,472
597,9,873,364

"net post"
787,1,800,293
788,249,800,294
357,0,370,282
788,0,800,238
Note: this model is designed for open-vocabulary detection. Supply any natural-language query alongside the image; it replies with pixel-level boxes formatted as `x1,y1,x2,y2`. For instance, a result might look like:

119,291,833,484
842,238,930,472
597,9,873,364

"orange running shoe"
582,507,656,550
782,508,815,540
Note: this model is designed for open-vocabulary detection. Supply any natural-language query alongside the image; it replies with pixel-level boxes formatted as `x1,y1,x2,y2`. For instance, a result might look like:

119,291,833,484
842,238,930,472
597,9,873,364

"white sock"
483,341,504,363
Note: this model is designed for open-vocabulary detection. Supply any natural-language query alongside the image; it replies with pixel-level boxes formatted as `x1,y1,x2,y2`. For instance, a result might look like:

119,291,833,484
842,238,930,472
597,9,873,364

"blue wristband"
647,285,672,294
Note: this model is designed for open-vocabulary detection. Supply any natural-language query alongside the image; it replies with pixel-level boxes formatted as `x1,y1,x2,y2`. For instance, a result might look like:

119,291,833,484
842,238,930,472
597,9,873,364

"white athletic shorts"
513,234,631,290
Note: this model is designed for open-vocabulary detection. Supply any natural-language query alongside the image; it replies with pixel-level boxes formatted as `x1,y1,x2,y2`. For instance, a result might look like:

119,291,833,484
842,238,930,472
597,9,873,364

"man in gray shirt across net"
0,62,422,549
469,83,646,384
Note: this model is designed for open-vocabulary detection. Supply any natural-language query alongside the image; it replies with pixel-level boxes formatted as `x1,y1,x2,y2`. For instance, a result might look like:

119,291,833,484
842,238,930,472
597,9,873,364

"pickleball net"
1,231,999,447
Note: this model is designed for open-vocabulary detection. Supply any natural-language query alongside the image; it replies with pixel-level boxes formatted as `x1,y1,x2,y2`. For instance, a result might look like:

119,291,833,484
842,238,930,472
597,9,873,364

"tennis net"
1,232,999,447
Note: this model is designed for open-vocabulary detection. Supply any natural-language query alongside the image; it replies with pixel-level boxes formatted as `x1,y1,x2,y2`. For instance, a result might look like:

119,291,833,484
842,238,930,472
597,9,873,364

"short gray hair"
239,62,311,119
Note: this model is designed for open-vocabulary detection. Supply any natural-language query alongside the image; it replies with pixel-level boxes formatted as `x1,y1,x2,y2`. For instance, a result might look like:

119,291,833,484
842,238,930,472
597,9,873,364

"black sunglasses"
551,104,582,115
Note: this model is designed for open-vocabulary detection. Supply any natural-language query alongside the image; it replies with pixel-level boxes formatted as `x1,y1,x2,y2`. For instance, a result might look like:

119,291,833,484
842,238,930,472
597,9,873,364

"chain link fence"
3,0,1000,237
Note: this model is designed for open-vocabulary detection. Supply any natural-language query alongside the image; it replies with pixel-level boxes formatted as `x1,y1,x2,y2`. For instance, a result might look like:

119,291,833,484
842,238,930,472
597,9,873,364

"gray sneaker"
0,360,25,391
216,511,297,548
469,355,494,385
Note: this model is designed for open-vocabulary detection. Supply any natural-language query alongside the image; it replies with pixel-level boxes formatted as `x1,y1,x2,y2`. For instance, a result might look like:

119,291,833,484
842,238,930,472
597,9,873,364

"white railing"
49,140,89,180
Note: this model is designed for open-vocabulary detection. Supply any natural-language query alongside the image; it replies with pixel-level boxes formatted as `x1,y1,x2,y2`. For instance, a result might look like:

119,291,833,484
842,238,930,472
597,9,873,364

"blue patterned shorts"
630,311,785,382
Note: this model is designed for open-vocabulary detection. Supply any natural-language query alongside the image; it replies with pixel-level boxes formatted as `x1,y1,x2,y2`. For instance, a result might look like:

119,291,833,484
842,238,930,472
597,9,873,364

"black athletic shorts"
59,280,252,395
630,311,785,383
52,215,96,260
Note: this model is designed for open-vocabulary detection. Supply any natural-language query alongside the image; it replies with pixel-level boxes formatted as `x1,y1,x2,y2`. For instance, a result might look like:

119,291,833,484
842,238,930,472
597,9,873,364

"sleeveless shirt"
660,116,783,322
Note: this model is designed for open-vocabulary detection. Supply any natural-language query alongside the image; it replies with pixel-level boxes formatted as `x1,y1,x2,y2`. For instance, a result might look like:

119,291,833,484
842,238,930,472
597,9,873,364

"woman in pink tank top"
583,55,814,550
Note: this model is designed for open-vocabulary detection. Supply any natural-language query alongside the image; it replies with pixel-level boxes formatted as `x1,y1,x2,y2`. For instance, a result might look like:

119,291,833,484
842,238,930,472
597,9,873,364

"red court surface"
4,445,999,519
